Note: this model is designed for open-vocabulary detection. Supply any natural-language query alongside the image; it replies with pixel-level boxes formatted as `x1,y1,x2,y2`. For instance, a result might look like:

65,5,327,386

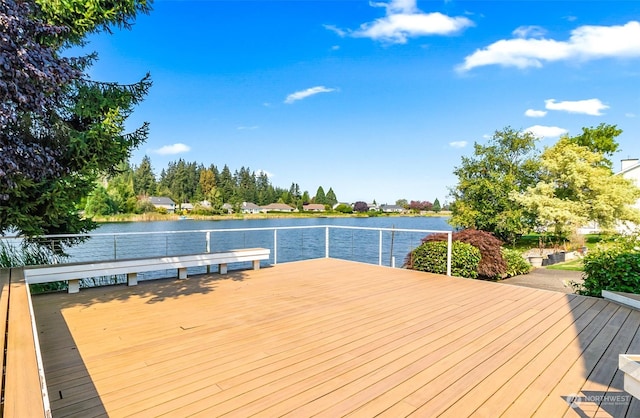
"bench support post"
219,263,228,274
127,272,138,286
68,279,80,294
252,260,261,270
178,267,187,280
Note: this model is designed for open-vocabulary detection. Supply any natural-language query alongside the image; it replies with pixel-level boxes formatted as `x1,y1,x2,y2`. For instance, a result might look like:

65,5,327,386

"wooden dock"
31,258,640,417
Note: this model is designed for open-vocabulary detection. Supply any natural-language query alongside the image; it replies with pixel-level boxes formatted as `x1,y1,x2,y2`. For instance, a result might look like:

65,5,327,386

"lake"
56,216,452,284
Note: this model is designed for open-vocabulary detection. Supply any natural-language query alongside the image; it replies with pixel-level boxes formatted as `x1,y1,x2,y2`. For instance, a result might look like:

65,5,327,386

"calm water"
61,216,452,283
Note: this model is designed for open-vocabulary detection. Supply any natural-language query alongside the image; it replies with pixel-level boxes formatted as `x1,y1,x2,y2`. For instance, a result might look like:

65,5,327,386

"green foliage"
0,0,152,237
35,0,152,46
85,185,117,216
423,229,506,279
0,240,69,293
325,188,338,206
501,248,532,277
133,155,156,196
314,186,326,204
335,204,353,214
134,199,156,214
449,127,540,244
567,123,621,169
511,137,640,240
409,241,481,279
432,198,441,213
577,239,640,296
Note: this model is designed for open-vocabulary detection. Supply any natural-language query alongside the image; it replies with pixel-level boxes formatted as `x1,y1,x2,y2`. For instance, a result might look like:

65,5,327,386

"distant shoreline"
92,212,452,223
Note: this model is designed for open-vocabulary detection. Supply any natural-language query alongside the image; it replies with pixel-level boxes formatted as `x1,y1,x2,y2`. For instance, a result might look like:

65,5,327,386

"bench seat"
24,248,270,293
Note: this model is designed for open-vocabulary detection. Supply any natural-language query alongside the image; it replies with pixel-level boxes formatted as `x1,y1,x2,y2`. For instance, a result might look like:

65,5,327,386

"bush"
501,248,531,278
577,239,640,297
408,241,481,279
422,229,506,279
334,204,353,214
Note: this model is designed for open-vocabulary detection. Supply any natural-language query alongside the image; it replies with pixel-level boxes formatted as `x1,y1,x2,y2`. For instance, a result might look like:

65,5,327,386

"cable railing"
1,225,453,279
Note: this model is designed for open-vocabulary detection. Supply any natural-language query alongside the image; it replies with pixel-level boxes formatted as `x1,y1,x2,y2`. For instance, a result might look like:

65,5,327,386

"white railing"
1,225,453,276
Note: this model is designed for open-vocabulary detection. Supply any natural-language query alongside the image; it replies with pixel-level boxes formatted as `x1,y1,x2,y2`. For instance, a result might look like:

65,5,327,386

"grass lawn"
545,258,584,271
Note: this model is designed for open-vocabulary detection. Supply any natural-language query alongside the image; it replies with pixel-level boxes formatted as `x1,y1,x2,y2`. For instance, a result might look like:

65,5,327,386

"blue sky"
84,0,640,205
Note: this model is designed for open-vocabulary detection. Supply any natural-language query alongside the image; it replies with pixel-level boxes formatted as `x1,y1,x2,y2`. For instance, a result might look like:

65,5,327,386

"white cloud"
327,0,473,44
512,25,546,38
544,98,609,115
323,24,346,37
525,125,568,139
626,112,637,118
237,126,259,130
285,86,336,104
152,143,191,155
458,20,640,71
525,109,547,117
449,141,468,148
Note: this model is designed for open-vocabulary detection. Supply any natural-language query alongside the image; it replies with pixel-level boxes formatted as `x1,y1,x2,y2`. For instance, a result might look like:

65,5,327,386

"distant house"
241,202,262,214
303,203,325,212
619,159,640,210
380,204,404,213
616,158,640,233
222,203,234,214
180,203,194,212
262,203,295,213
578,158,640,234
367,203,379,211
333,202,351,210
148,196,176,213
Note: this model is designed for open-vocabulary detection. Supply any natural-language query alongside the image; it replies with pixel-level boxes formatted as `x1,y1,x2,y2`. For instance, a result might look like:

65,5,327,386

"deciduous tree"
510,137,640,239
449,127,540,243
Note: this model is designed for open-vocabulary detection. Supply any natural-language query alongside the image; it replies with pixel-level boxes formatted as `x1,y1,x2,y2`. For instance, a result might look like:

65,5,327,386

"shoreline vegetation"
91,211,453,223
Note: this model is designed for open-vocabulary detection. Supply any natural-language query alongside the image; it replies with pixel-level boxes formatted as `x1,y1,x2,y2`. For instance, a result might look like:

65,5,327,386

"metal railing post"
273,229,278,265
379,230,383,266
447,231,452,276
206,231,211,273
325,227,329,258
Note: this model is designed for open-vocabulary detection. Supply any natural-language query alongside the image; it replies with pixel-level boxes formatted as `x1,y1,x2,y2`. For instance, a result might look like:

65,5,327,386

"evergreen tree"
432,198,441,213
0,0,151,237
133,155,156,196
326,188,338,206
314,186,326,204
218,165,235,203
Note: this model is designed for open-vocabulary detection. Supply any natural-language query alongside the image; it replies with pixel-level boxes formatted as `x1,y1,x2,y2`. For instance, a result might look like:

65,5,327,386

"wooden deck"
31,258,640,417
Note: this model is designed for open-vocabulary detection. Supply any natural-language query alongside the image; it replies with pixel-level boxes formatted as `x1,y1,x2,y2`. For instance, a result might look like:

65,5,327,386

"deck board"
31,258,640,417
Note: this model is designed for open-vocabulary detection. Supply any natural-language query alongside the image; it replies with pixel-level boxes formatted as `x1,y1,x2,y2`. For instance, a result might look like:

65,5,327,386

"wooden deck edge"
603,290,640,311
3,268,51,417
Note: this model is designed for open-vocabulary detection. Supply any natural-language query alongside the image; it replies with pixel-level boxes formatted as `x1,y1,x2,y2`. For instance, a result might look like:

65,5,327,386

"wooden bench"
24,248,270,293
1,267,51,417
